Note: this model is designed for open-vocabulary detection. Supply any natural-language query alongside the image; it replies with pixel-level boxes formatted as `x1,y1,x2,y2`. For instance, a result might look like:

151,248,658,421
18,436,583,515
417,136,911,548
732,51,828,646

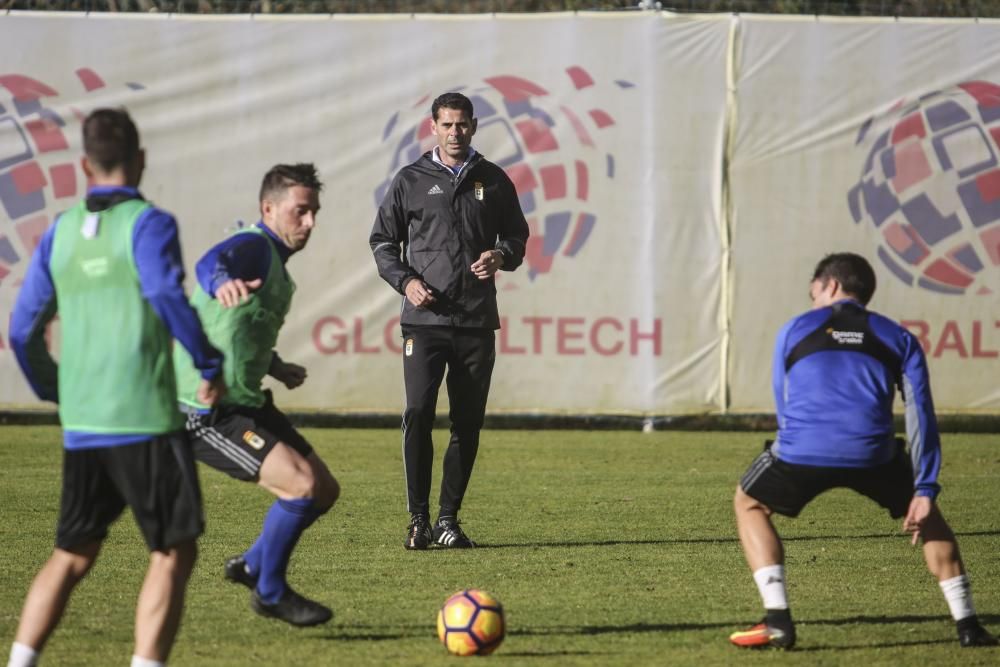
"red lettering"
933,320,968,358
590,317,623,356
353,318,380,354
523,316,552,354
556,317,586,355
972,321,998,358
901,320,931,354
313,316,347,354
630,319,662,356
383,316,402,354
498,316,526,354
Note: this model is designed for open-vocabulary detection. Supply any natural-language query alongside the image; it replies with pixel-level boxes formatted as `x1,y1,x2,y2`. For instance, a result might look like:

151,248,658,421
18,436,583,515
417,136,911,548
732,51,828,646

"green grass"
1,427,998,666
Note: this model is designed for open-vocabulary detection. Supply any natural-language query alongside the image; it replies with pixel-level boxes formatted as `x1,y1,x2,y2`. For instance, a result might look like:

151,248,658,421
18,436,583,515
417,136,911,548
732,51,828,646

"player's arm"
493,170,529,272
899,331,942,499
771,320,794,425
268,351,307,390
370,172,421,294
195,232,271,308
9,224,60,402
133,209,225,402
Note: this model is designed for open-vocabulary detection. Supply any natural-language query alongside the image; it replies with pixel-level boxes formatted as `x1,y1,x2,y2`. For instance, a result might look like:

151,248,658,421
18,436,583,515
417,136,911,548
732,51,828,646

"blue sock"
242,498,320,604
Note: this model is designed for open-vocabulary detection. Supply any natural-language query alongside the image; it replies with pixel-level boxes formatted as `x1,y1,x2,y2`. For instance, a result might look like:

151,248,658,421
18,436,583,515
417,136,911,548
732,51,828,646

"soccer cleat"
729,619,796,649
433,518,476,548
958,621,998,647
250,588,333,627
405,514,432,550
224,555,257,590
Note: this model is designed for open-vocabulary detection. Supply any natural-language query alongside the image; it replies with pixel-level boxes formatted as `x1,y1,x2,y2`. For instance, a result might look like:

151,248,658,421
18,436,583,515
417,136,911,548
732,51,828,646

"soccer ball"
436,589,505,656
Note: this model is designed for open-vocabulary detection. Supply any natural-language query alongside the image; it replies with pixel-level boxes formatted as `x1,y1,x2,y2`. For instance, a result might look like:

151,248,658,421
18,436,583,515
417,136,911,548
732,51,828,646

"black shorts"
57,432,204,552
739,438,914,519
184,391,313,482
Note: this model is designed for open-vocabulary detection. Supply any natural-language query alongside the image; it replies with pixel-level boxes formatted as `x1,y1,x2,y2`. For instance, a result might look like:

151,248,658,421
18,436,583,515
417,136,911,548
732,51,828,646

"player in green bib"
8,109,225,667
173,163,339,627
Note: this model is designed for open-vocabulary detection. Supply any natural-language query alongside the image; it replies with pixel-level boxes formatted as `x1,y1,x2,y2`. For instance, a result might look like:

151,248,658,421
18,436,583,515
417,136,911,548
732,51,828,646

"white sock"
7,643,39,667
752,564,788,610
940,574,976,621
130,657,165,667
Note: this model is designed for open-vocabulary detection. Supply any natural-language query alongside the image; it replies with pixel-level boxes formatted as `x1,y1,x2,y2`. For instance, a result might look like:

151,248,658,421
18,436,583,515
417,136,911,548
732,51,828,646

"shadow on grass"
475,529,1000,550
314,613,1000,650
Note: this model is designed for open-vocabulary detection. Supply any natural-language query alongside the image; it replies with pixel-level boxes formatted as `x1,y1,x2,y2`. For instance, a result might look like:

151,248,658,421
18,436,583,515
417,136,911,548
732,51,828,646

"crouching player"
730,252,996,650
173,163,339,627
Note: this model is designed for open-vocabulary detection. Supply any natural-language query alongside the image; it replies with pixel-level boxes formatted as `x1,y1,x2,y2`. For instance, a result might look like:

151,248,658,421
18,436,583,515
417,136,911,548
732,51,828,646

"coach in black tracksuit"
370,92,529,550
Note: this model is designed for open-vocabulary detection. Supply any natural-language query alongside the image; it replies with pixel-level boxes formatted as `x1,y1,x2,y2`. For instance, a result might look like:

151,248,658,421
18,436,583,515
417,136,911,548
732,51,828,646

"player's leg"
133,540,197,664
10,541,102,666
401,325,449,549
730,445,821,649
105,434,204,663
858,445,996,647
9,448,120,666
435,328,495,548
222,397,335,626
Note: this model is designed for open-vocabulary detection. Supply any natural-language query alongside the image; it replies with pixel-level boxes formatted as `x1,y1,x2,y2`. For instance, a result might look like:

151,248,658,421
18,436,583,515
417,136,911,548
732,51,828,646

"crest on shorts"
405,338,414,356
243,430,266,450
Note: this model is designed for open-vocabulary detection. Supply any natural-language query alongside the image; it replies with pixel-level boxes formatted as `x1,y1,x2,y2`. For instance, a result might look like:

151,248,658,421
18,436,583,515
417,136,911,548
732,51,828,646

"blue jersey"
771,299,941,498
194,221,292,297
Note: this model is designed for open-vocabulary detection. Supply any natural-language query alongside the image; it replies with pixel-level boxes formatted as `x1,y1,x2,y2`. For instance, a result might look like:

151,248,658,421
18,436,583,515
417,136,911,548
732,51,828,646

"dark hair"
811,252,877,305
431,92,474,121
82,108,140,173
258,163,324,203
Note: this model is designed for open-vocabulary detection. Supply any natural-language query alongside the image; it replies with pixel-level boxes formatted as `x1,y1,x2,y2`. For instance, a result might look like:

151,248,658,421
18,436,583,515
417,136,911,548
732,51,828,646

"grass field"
1,426,998,666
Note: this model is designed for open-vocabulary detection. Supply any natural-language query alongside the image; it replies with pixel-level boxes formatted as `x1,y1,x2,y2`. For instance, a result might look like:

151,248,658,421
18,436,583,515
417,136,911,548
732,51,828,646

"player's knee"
55,543,100,581
403,405,435,429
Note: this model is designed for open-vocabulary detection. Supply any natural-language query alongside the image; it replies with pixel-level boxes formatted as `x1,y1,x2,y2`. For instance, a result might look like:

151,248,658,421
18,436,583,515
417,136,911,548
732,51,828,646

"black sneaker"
250,588,333,627
958,618,998,647
405,514,432,550
433,518,476,548
224,555,257,590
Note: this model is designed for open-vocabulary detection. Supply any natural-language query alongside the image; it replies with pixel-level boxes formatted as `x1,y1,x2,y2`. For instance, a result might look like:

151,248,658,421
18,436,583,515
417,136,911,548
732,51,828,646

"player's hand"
215,278,263,308
197,376,227,407
902,495,933,545
404,279,437,308
471,250,504,280
270,360,307,390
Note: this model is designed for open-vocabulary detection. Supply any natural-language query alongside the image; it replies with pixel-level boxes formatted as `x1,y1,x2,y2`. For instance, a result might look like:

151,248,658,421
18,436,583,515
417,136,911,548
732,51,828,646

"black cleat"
224,555,257,590
405,514,432,550
958,619,998,647
433,518,476,548
250,588,333,627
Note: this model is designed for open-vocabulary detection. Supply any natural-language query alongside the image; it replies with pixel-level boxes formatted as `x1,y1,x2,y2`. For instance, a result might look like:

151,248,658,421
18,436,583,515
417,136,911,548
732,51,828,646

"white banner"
728,16,1000,412
0,12,729,414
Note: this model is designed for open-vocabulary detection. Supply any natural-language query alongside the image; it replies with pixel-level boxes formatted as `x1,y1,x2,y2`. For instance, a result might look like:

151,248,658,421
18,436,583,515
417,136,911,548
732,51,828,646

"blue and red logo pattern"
376,67,632,281
849,81,1000,296
0,70,143,287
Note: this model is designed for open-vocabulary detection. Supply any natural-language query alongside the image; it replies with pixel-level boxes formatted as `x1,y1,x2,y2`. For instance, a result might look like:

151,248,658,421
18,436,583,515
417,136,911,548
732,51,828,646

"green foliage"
1,427,998,665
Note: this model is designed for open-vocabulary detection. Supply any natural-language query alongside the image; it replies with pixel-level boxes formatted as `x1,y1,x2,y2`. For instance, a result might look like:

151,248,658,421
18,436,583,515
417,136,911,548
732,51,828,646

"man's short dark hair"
258,163,324,203
431,92,474,121
812,252,877,305
82,108,140,174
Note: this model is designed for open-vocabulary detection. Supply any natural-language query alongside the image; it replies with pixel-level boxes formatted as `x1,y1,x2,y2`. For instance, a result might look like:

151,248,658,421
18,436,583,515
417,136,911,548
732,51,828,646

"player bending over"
730,252,996,650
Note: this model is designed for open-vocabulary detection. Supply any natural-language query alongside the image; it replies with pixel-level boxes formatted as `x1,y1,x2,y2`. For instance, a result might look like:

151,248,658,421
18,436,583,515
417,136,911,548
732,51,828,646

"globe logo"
0,70,143,288
375,67,632,281
848,81,1000,296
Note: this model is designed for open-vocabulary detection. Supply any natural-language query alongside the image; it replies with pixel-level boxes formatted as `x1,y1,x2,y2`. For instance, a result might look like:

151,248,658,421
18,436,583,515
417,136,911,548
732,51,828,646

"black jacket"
370,151,530,329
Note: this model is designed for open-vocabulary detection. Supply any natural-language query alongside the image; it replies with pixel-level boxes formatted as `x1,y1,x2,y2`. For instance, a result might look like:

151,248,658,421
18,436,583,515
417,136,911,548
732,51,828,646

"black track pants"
400,325,495,517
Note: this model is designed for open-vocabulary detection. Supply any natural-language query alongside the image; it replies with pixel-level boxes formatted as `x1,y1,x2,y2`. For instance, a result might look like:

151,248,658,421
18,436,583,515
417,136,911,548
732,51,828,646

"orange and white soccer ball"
436,589,505,656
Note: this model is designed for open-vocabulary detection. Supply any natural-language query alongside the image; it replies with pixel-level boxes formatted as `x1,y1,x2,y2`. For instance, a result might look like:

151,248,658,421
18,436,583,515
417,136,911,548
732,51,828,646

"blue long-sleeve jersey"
10,186,223,449
771,298,941,498
194,221,292,296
